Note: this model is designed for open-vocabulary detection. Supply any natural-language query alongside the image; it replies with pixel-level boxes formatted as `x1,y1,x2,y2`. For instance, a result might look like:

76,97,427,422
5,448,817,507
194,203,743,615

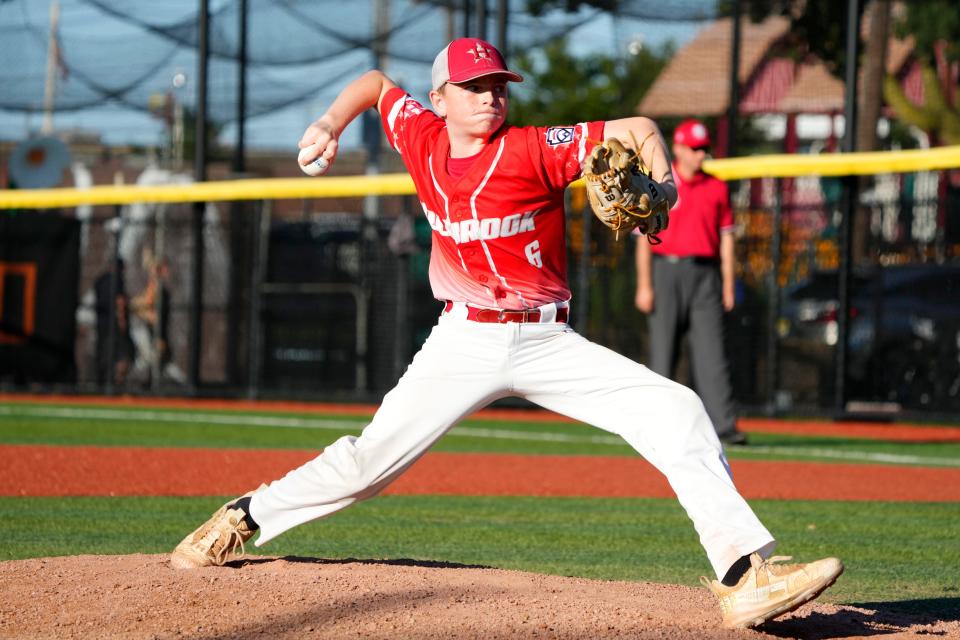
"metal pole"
233,0,248,174
462,0,471,37
151,212,166,393
496,0,508,55
477,0,487,40
767,179,783,413
247,201,270,399
726,0,742,159
105,208,122,395
576,203,592,330
227,0,248,389
188,0,209,394
354,0,390,393
835,0,861,414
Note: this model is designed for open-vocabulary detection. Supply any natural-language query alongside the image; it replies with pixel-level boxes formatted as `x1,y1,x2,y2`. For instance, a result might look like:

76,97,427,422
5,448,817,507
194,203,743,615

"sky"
0,1,705,154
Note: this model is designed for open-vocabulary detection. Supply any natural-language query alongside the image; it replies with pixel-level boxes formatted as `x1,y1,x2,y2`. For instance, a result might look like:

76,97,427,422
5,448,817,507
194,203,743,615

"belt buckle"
497,309,523,323
498,309,532,323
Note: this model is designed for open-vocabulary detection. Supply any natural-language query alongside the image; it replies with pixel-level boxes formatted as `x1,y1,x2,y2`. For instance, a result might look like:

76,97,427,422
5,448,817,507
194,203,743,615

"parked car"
778,263,960,410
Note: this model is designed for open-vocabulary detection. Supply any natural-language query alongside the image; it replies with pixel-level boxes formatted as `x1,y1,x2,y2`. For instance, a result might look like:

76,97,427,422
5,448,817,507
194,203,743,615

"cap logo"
468,43,493,63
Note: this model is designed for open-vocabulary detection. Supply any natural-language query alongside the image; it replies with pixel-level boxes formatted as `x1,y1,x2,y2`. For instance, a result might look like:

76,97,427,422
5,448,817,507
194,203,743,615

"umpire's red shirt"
650,163,733,259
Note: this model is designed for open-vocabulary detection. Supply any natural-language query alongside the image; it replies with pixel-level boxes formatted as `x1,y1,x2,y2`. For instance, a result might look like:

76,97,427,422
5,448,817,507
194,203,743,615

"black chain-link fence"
3,168,959,418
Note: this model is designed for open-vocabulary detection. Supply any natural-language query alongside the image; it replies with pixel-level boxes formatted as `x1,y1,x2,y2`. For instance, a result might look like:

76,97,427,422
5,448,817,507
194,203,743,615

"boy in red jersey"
171,38,841,629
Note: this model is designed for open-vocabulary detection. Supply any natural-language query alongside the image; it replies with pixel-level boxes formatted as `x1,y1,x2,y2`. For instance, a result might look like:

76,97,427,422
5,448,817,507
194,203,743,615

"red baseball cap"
431,38,523,91
673,119,711,148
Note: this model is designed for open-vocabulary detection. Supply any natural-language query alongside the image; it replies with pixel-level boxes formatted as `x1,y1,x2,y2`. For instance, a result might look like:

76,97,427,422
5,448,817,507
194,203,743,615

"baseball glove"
583,135,670,242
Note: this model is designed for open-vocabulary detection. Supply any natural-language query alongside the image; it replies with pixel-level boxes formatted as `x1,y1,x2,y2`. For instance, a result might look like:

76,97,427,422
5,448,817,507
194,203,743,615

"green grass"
2,402,959,466
1,399,958,610
0,495,956,605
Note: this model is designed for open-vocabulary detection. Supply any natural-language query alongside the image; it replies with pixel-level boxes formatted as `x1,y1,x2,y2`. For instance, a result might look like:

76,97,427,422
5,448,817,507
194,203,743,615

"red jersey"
649,163,734,259
380,87,604,309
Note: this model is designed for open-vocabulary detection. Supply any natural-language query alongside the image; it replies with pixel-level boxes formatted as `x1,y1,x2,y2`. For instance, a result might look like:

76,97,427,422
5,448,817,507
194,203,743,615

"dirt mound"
0,555,955,639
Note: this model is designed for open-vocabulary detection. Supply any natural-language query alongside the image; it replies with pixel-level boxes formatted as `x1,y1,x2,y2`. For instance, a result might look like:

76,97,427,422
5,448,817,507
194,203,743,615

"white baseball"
298,144,329,176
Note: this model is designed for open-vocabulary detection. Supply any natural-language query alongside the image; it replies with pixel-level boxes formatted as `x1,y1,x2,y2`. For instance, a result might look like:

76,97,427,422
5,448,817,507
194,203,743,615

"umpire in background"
634,119,746,446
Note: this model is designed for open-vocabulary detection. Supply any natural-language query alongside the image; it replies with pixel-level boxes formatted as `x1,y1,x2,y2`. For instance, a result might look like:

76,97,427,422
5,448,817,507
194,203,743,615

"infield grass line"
0,495,957,604
2,404,958,467
0,405,620,444
725,444,960,467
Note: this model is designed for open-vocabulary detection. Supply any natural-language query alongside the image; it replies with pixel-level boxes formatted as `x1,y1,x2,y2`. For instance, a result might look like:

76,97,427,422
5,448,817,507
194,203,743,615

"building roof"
778,61,846,114
638,13,917,118
638,16,790,118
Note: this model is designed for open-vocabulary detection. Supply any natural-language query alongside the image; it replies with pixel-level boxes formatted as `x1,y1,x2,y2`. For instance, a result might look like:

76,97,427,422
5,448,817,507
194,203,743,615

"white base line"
0,405,956,467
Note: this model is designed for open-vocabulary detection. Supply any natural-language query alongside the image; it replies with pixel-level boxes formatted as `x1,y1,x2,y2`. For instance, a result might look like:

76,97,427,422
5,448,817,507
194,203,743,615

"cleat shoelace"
192,511,249,566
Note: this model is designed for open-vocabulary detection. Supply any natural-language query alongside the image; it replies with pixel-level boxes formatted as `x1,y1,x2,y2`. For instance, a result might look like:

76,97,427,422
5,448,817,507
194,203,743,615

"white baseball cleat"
701,553,844,629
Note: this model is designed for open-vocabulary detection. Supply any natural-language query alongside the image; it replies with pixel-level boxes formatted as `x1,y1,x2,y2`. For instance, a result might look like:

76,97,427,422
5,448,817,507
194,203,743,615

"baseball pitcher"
170,38,842,630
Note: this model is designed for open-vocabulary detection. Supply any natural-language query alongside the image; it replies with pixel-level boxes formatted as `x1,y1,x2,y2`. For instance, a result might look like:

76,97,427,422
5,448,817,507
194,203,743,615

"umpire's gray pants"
648,256,737,437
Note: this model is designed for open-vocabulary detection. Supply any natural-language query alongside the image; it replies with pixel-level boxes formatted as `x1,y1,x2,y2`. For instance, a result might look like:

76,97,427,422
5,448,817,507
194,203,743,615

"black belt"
654,255,719,266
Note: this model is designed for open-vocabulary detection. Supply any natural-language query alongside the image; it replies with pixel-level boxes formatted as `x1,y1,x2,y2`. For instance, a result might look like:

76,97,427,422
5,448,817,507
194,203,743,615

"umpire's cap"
673,119,711,149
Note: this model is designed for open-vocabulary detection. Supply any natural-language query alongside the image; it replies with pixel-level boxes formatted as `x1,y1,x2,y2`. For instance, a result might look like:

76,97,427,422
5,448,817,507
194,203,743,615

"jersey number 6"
525,240,543,268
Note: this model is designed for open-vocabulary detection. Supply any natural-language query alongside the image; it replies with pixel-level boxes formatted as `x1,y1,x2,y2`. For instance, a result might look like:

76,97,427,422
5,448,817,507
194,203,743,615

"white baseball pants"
249,311,775,579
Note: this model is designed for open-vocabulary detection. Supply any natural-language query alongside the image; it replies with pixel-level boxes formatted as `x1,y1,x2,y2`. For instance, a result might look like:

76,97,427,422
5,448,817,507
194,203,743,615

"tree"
508,37,671,127
743,0,897,153
525,0,619,15
884,0,960,145
745,1,857,75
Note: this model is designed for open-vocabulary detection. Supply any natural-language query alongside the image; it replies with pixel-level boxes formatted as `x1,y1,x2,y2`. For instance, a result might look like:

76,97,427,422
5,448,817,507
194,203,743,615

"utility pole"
42,1,61,135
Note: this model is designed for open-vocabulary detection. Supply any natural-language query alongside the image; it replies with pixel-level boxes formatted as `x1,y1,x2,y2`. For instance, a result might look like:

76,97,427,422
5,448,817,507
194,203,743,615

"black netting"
2,0,691,124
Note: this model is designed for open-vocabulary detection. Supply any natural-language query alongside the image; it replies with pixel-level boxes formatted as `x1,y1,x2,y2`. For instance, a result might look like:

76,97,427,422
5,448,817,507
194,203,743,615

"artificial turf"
0,495,956,606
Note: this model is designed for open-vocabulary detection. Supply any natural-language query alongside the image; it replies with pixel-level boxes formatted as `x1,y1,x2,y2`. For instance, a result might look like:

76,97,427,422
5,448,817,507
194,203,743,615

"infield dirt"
2,553,956,639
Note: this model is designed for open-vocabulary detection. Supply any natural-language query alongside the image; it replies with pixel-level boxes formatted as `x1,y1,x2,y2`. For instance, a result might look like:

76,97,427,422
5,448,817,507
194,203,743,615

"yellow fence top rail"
702,144,960,181
0,174,417,210
2,145,960,209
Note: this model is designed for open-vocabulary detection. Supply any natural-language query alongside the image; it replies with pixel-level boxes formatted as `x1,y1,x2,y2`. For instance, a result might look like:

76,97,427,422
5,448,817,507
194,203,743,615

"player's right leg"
514,326,842,627
171,315,512,568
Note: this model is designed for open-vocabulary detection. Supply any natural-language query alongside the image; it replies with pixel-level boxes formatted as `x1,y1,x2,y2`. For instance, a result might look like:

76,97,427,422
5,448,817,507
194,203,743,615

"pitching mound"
0,555,955,639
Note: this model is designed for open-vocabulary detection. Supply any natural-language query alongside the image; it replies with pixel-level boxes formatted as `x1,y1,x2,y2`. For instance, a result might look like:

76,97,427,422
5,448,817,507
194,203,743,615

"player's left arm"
604,116,678,208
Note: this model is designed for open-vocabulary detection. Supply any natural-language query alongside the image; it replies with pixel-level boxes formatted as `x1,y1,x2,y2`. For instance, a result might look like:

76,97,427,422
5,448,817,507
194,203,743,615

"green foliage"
883,64,960,145
746,0,862,77
892,0,960,64
883,1,960,145
508,37,672,127
2,495,958,604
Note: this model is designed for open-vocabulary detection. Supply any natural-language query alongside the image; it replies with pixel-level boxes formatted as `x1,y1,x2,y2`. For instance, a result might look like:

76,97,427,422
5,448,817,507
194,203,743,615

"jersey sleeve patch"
544,126,575,147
